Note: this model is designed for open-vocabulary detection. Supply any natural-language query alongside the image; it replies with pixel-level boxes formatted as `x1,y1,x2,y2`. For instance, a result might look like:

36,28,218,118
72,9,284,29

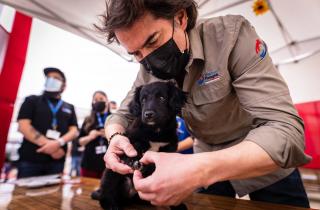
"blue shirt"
176,116,193,154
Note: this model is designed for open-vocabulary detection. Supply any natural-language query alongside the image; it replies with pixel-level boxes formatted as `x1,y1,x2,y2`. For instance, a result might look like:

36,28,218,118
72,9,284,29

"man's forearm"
195,141,279,188
105,123,126,140
18,120,46,146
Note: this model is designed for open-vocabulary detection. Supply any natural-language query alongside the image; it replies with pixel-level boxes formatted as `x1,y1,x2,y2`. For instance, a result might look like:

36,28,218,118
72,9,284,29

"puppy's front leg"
98,169,126,210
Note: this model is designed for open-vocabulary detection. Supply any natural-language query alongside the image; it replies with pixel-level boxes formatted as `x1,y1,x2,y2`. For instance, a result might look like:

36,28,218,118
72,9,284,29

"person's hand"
133,151,203,206
36,135,50,146
51,148,65,159
104,134,137,174
89,130,101,140
99,129,106,138
37,139,60,154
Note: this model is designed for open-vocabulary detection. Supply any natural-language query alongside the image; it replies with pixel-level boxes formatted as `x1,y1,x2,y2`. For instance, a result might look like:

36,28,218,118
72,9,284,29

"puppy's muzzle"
144,110,157,124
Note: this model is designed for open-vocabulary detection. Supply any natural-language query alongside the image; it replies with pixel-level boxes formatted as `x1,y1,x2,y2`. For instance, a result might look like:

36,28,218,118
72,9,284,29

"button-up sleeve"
228,17,311,168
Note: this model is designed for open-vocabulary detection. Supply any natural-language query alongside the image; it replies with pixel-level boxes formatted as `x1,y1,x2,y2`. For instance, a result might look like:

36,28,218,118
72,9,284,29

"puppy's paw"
91,188,102,200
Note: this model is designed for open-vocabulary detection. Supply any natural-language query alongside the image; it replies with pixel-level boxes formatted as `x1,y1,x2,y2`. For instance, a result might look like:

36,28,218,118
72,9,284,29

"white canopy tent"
0,0,319,102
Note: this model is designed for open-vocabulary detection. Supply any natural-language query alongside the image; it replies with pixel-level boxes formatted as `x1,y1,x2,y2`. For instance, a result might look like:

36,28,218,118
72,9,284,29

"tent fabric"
0,25,9,73
295,101,320,169
1,0,320,64
0,12,32,169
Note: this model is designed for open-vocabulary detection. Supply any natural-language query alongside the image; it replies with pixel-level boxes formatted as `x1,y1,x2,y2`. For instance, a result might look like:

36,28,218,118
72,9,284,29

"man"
17,67,78,178
99,0,311,208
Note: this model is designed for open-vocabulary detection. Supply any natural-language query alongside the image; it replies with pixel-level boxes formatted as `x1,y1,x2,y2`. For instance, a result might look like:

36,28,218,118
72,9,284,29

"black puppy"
93,81,188,210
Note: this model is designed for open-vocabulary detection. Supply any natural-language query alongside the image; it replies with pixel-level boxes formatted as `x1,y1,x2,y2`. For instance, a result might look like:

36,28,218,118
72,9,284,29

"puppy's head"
129,82,187,127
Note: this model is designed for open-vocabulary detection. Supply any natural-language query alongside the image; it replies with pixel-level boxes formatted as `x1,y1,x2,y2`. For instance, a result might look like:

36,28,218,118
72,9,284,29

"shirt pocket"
192,71,232,105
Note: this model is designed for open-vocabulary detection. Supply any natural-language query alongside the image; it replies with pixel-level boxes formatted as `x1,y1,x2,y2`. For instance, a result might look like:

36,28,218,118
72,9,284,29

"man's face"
115,11,188,62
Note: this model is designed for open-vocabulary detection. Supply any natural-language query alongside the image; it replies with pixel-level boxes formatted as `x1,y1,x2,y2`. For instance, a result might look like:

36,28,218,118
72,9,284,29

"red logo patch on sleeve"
255,39,267,59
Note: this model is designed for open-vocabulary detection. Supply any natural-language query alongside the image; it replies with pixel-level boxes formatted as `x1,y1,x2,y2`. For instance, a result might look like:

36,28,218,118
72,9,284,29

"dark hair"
43,67,66,83
96,0,198,43
84,90,108,133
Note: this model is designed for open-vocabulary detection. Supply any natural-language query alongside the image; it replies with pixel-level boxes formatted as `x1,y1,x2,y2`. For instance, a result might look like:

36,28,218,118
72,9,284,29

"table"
0,177,316,210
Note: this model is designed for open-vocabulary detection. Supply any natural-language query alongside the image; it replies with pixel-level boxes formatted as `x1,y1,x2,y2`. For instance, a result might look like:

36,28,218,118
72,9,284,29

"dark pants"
199,169,310,208
70,155,82,176
17,161,64,178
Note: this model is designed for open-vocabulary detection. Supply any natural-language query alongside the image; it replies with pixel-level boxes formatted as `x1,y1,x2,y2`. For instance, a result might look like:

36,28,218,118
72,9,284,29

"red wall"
295,101,320,169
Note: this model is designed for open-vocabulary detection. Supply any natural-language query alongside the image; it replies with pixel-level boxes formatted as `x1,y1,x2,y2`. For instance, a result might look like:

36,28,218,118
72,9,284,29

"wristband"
108,132,124,143
56,138,66,147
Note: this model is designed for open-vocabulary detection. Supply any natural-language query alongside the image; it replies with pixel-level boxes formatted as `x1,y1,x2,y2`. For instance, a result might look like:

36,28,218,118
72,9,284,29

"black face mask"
140,22,189,80
92,101,106,113
44,91,61,99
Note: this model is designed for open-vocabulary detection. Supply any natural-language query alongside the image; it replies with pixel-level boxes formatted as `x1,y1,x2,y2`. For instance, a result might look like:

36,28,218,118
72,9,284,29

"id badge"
46,129,61,140
95,145,107,155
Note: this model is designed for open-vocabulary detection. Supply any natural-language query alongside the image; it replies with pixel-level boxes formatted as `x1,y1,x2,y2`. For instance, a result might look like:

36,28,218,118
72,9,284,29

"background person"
176,116,193,154
17,67,78,178
78,91,110,178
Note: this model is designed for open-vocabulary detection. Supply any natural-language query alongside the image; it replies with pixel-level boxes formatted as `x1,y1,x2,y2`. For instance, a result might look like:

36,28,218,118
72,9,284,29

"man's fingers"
106,154,133,174
36,146,45,153
133,170,153,192
137,191,156,201
119,140,137,157
112,162,134,174
139,151,157,164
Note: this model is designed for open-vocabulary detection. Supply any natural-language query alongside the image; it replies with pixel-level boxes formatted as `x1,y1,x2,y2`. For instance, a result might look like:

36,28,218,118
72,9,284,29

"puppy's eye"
159,96,166,102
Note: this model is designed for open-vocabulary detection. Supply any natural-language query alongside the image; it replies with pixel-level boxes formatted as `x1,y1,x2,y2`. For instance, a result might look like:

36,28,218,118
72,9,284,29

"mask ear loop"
184,30,189,53
173,18,189,53
172,18,175,38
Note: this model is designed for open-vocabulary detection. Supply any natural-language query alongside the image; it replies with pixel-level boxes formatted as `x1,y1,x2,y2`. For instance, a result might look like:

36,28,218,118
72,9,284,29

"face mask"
45,77,63,92
110,108,117,114
92,101,106,113
140,22,190,80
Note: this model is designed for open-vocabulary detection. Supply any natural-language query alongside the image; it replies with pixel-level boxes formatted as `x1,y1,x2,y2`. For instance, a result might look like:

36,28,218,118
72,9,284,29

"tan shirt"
106,15,311,196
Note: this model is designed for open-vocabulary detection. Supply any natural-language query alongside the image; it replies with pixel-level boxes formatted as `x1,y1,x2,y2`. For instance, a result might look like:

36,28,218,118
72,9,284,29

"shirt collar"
188,27,204,62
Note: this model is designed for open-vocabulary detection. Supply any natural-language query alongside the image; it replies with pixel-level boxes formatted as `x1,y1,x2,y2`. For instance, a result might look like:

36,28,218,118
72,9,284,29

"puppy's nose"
144,110,155,119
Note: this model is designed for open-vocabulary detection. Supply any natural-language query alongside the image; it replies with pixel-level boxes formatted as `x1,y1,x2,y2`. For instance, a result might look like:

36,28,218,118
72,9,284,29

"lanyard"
47,99,63,130
96,112,108,128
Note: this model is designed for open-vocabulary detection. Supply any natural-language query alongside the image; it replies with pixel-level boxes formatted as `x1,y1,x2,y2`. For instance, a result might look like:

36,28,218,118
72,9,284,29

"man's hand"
51,148,65,159
133,151,203,206
104,135,137,174
37,139,60,154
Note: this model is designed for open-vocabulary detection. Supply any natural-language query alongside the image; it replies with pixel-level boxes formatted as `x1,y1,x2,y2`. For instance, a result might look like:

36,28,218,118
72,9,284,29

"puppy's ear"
168,82,188,115
129,86,142,117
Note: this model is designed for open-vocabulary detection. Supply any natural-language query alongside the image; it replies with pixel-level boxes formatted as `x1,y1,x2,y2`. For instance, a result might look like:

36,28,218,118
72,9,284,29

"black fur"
92,82,188,210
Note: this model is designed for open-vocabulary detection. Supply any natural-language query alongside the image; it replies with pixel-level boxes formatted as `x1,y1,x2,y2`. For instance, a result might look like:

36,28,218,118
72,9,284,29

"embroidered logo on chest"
62,107,72,114
197,70,220,86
